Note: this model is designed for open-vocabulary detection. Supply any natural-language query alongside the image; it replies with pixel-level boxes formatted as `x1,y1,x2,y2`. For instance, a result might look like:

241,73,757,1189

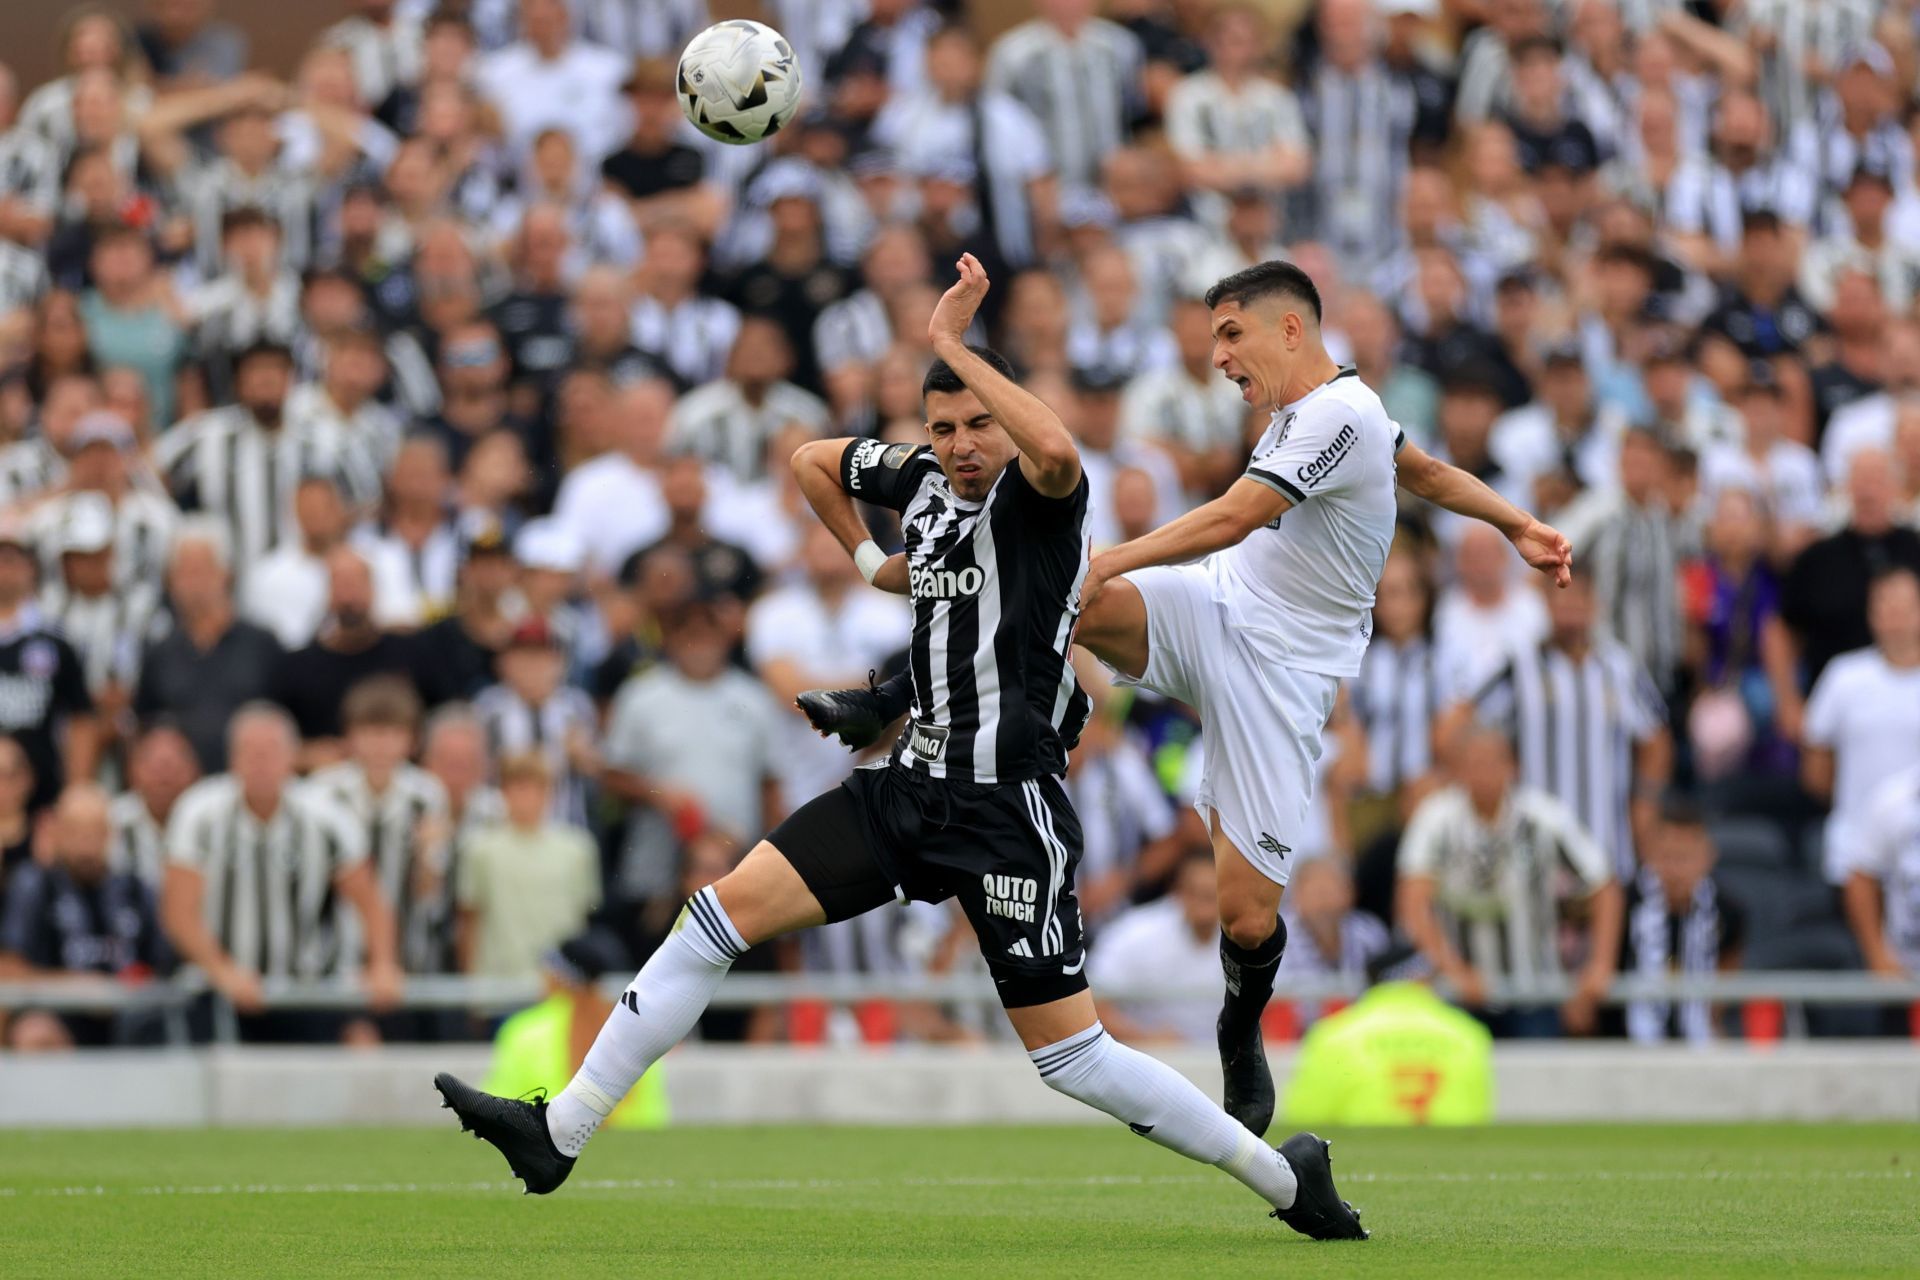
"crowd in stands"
2,0,1920,1052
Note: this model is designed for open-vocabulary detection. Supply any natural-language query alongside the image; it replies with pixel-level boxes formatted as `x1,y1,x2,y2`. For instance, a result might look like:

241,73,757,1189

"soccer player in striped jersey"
434,255,1367,1241
807,260,1572,1138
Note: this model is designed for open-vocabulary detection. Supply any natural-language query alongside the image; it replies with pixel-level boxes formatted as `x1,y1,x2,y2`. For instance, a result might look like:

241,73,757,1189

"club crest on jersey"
910,563,984,599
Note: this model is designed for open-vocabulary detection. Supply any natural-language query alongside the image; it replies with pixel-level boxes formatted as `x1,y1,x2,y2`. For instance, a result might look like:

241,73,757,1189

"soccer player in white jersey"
1068,261,1573,1135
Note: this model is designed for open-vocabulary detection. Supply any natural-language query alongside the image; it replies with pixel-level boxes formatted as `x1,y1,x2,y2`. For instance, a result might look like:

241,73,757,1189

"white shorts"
1113,563,1339,887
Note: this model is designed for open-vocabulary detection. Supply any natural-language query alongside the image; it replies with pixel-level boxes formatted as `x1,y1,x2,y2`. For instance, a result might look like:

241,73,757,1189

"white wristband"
853,539,888,584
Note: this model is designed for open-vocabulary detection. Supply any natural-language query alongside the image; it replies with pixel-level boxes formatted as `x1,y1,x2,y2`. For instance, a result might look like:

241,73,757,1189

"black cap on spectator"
544,928,633,987
1439,361,1504,399
1849,157,1895,192
1740,207,1785,237
1366,938,1436,987
220,206,278,238
1742,360,1783,397
1496,265,1538,295
1070,365,1129,396
1543,338,1584,368
234,339,294,370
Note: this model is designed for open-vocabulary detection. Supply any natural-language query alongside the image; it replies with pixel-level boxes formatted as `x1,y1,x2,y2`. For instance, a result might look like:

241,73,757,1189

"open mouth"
1229,373,1254,400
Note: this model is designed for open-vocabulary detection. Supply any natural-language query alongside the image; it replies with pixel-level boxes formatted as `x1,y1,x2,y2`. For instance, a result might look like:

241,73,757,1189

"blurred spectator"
604,602,782,904
668,315,829,484
1397,724,1622,1037
155,341,380,577
473,615,599,828
0,737,34,905
1431,523,1548,695
160,703,400,1037
623,454,762,607
109,721,200,886
353,433,461,624
1801,567,1920,885
871,24,1054,273
1845,764,1920,998
1492,343,1624,505
745,524,910,813
78,227,186,427
1350,545,1441,820
985,0,1142,192
1067,367,1181,550
137,0,249,91
1164,4,1308,206
270,545,416,762
454,750,599,980
1698,364,1824,556
0,520,99,813
630,221,739,389
24,409,176,594
309,677,451,974
474,0,628,165
1342,291,1437,451
35,491,156,738
245,475,410,648
600,58,723,241
1778,448,1920,696
1581,428,1684,692
1620,795,1745,1044
1821,323,1920,488
187,208,301,405
417,320,520,474
134,520,282,772
1680,488,1794,781
1281,940,1494,1127
1118,294,1244,503
0,782,171,1045
549,378,673,578
1088,849,1221,1045
1065,692,1182,927
1278,856,1393,1012
1445,573,1671,875
409,524,517,706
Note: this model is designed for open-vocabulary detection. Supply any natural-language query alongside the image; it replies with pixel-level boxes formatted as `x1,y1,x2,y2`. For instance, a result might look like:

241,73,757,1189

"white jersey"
1215,367,1405,678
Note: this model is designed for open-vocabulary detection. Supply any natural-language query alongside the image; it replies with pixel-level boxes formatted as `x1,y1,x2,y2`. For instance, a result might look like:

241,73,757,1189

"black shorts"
768,762,1087,1008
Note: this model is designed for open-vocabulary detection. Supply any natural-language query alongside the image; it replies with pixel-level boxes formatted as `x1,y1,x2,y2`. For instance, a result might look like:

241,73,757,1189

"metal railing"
4,970,1919,1044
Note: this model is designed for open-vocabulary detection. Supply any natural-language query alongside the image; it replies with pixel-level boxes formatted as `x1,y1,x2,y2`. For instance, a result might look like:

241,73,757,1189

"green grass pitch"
6,1123,1916,1277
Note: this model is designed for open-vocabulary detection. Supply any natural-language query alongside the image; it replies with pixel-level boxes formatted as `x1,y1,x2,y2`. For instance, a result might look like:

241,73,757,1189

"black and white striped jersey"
0,436,63,509
843,439,1091,786
174,158,318,278
306,761,451,973
472,683,599,829
38,580,160,699
165,775,369,979
0,238,49,313
153,405,385,576
1350,635,1441,796
109,790,168,888
0,125,59,217
1467,640,1667,877
27,489,179,595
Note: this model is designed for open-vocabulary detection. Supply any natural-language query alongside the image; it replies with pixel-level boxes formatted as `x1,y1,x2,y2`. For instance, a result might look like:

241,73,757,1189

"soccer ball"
676,20,804,146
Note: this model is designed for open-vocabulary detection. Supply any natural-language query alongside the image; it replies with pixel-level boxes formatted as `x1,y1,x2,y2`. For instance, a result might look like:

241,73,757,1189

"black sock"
1218,914,1287,1040
870,669,914,721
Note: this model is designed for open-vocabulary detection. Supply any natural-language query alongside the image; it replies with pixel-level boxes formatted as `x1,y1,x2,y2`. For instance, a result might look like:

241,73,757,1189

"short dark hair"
922,345,1016,397
1203,260,1322,323
1510,35,1563,64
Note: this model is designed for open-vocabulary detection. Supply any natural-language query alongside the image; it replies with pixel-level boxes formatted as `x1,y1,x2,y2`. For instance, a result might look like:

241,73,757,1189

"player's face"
925,388,1017,501
1210,300,1298,409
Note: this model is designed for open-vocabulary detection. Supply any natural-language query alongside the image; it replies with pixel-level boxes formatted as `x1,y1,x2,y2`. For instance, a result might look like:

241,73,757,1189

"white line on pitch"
1,1168,1911,1200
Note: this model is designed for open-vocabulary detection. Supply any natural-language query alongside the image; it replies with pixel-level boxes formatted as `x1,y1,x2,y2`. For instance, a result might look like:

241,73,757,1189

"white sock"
1029,1022,1297,1211
544,886,746,1157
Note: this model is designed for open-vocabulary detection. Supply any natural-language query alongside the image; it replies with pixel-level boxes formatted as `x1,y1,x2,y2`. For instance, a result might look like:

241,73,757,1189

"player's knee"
1219,904,1280,951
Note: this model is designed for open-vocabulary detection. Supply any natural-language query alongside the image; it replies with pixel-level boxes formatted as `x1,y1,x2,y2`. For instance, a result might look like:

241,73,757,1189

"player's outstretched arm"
1083,477,1289,605
791,438,911,592
928,254,1082,497
1397,442,1573,587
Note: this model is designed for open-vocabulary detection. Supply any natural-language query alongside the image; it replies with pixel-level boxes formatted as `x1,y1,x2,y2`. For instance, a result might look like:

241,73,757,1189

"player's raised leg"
1007,989,1364,1240
434,836,832,1193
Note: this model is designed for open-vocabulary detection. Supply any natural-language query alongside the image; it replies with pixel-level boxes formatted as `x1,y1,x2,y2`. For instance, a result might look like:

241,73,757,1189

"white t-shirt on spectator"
1821,392,1897,488
475,39,630,164
745,583,913,804
1847,764,1920,972
1080,441,1185,551
1803,646,1920,882
548,452,670,578
1086,897,1221,1044
1432,585,1550,698
668,379,831,484
1698,440,1826,529
241,543,418,649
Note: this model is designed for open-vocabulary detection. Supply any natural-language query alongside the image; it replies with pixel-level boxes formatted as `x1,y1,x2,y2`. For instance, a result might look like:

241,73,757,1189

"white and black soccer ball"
676,19,803,146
